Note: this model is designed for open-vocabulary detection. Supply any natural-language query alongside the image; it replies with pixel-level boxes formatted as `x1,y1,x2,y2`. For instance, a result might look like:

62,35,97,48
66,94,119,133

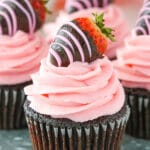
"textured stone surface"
0,130,149,150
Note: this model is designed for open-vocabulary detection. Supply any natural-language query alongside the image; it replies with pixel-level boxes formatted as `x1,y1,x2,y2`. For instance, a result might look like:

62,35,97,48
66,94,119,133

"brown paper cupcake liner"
24,101,130,150
125,87,150,139
0,81,32,129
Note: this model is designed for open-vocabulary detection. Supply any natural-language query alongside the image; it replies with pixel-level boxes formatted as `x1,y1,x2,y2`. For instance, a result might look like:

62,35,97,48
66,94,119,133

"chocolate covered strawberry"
66,0,114,14
49,13,115,67
0,0,49,35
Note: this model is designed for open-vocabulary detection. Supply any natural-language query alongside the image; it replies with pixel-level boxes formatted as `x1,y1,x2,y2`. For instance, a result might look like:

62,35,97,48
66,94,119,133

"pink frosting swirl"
113,35,150,90
25,57,125,122
43,5,129,59
0,31,48,85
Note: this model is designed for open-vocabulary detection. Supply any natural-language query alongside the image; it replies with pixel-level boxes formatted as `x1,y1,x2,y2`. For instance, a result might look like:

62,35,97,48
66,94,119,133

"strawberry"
49,13,115,67
0,0,49,35
29,0,50,23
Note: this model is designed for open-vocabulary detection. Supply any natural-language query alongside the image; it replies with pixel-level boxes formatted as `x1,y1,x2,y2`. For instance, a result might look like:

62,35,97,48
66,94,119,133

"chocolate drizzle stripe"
55,35,75,54
61,29,85,62
144,16,150,34
0,0,36,35
0,11,12,35
25,0,36,33
50,48,62,67
0,3,17,34
132,26,147,35
53,42,74,64
66,22,92,58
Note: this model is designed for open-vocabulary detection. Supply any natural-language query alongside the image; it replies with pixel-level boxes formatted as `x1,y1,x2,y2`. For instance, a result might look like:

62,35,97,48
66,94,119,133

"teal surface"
0,130,149,150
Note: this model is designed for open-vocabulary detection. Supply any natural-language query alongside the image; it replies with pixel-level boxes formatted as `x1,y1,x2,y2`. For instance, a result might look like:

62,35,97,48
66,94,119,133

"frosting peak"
25,57,125,122
114,35,150,90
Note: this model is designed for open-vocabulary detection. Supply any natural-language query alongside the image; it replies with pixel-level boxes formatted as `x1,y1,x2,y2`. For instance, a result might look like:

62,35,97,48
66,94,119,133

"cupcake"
24,14,130,149
43,0,129,60
113,0,150,139
0,0,49,129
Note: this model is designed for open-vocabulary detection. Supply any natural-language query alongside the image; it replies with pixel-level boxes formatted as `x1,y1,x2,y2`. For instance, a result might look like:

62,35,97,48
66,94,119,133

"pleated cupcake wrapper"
125,88,150,139
0,83,30,129
25,107,130,150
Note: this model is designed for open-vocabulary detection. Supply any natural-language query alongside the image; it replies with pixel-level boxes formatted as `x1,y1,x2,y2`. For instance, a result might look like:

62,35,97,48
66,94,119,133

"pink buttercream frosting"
0,31,48,85
113,35,150,90
43,5,129,59
25,57,125,122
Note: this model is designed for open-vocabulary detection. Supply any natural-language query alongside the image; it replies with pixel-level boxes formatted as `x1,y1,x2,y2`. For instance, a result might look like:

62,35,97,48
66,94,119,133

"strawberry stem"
42,0,51,14
92,13,115,42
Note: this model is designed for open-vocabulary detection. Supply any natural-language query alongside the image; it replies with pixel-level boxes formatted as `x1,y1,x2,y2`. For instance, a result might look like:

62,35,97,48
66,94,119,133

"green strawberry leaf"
92,13,115,42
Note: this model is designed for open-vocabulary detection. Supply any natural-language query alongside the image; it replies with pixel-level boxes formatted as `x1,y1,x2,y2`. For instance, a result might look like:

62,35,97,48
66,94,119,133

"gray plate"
0,130,149,150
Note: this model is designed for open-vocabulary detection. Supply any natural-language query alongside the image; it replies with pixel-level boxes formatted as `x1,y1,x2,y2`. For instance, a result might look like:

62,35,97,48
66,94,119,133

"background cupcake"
0,0,49,129
43,0,129,60
113,0,150,139
24,14,130,149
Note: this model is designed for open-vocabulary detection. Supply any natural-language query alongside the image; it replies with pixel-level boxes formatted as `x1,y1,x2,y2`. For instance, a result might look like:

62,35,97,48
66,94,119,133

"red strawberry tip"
30,0,50,22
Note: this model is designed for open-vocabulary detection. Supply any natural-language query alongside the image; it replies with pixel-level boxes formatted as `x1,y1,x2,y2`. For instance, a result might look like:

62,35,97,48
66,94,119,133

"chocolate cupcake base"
0,81,32,129
24,101,130,150
125,88,150,139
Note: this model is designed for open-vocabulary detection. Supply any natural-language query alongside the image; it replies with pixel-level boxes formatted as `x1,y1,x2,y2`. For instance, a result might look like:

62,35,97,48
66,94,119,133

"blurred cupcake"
24,14,130,149
43,0,129,60
0,0,49,129
113,0,150,139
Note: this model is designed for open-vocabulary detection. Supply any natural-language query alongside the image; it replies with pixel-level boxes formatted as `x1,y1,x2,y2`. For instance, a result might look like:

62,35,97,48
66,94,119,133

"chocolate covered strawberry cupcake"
0,0,49,129
114,0,150,139
24,14,130,150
